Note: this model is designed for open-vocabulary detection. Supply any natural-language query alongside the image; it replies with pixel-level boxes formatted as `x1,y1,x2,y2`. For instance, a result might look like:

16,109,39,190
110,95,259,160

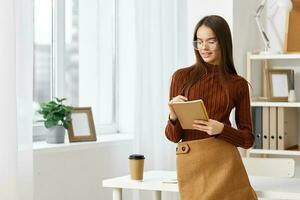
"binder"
252,107,262,149
277,107,299,150
262,107,270,149
269,107,277,150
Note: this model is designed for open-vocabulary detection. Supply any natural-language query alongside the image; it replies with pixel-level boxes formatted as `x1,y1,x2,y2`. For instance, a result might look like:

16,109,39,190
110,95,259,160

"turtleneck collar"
204,62,219,73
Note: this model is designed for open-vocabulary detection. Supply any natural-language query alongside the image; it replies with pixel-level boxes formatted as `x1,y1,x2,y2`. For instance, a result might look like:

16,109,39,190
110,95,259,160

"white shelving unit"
249,149,300,156
246,52,300,157
249,53,300,60
251,101,300,107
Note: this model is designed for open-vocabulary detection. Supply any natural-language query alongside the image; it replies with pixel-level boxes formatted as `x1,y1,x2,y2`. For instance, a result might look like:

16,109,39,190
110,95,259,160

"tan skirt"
176,137,257,200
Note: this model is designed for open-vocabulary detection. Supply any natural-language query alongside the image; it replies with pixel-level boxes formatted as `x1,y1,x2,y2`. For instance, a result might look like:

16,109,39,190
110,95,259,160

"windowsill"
33,133,134,154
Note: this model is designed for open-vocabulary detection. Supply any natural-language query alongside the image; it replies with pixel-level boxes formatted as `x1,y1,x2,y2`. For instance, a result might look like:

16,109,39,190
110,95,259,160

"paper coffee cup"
129,154,145,180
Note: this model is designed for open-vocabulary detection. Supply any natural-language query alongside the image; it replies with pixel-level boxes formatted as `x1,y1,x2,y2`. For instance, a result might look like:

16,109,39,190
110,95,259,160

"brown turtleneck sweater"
165,65,254,149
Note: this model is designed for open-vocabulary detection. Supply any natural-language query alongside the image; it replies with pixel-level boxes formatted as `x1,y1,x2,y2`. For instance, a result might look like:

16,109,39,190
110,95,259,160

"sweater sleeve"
165,73,184,143
216,79,255,149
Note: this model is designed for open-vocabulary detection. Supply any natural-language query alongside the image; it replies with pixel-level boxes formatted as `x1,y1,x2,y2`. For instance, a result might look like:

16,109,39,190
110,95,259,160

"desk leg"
153,191,162,200
113,188,122,200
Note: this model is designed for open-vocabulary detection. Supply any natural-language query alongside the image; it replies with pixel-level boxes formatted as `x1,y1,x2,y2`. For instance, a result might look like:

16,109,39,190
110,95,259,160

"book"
252,107,262,149
262,107,270,149
169,99,209,130
269,107,277,150
277,107,299,150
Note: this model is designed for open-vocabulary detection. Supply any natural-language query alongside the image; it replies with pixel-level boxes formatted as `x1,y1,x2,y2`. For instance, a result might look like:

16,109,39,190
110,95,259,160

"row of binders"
252,107,299,150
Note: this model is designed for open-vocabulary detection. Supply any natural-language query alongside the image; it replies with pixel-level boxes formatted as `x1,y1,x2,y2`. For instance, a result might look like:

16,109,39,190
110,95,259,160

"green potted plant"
38,97,73,144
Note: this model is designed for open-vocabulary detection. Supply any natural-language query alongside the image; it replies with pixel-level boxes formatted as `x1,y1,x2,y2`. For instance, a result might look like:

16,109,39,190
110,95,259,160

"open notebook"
169,99,209,130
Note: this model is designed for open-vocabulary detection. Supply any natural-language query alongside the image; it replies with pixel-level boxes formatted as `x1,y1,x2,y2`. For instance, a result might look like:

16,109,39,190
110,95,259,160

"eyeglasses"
193,39,218,50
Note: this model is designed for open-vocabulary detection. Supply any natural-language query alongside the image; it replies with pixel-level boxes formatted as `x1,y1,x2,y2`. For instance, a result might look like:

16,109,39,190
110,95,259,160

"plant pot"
46,125,65,144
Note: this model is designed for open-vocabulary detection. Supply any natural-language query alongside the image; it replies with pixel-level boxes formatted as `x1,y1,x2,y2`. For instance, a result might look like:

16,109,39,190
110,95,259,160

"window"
33,0,119,141
33,0,52,103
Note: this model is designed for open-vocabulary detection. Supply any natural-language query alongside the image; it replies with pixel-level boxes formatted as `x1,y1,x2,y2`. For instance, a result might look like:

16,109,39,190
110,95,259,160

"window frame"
33,0,120,141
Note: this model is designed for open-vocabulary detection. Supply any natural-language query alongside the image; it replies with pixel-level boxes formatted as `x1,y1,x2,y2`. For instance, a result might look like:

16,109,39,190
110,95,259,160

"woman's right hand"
168,95,188,121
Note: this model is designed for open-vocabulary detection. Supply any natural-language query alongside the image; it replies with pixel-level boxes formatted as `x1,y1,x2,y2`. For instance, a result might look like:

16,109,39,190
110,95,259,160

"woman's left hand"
192,119,224,136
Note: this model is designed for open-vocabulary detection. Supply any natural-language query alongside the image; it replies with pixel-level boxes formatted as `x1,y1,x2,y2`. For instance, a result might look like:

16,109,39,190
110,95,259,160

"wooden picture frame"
68,107,97,142
267,69,291,102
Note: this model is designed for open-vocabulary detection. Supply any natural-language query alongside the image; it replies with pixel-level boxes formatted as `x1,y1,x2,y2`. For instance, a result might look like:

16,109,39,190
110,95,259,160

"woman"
165,15,257,200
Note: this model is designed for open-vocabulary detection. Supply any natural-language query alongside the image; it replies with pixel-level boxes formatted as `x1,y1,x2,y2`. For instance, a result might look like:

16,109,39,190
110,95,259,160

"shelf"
249,53,300,60
248,149,300,156
251,101,300,107
33,133,134,154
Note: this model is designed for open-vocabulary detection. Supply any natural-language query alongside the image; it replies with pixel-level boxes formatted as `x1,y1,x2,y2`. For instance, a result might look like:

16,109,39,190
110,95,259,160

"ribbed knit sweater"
165,65,254,149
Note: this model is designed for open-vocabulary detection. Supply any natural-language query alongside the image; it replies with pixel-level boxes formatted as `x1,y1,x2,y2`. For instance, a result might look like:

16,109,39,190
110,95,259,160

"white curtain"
16,0,34,199
135,0,178,171
0,1,18,199
134,0,187,199
134,0,186,200
0,1,33,199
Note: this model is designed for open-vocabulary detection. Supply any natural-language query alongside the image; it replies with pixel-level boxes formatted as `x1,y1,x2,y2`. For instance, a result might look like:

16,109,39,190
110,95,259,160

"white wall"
186,0,261,76
232,0,262,76
186,0,234,66
34,140,134,200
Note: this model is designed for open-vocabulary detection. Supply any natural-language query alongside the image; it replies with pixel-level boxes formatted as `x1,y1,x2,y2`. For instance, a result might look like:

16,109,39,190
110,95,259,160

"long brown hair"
180,15,237,96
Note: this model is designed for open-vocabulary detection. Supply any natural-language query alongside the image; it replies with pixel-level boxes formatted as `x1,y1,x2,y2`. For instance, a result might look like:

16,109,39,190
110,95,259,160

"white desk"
102,170,300,200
